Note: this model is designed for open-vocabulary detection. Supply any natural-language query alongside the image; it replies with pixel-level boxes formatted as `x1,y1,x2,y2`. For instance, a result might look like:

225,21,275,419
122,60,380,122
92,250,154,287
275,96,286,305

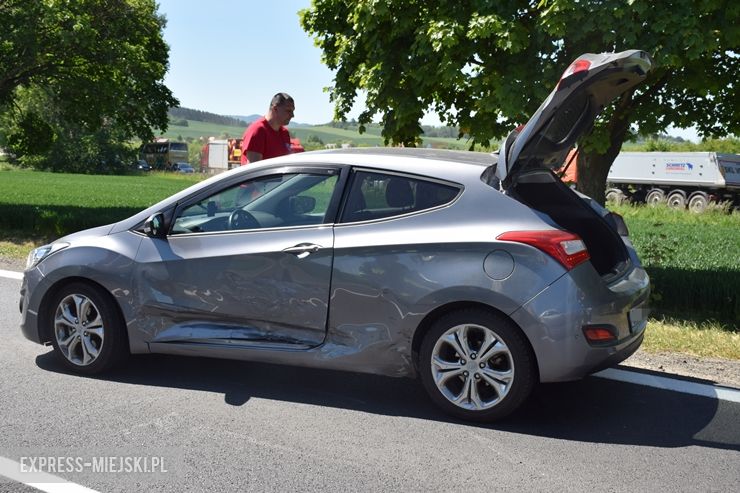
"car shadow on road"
36,351,739,452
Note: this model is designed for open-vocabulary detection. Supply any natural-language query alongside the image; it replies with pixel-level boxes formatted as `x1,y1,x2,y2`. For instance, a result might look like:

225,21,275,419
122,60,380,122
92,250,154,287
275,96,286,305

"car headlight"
25,242,69,270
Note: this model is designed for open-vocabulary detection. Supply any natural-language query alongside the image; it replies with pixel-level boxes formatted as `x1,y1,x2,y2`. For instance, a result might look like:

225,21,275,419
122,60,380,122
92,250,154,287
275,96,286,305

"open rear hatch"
492,50,653,279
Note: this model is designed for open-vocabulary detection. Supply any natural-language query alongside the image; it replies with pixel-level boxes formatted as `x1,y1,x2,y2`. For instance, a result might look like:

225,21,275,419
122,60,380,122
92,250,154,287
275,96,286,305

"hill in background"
164,106,472,150
168,107,249,127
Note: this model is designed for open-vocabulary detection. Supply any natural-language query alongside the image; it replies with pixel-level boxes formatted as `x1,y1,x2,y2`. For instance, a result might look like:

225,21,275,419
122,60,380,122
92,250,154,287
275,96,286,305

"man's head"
269,92,295,127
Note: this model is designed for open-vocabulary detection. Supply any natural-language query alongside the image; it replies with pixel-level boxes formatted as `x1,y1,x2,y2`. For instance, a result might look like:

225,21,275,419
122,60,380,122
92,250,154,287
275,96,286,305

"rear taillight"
558,59,591,87
561,59,591,78
496,230,590,270
582,325,618,344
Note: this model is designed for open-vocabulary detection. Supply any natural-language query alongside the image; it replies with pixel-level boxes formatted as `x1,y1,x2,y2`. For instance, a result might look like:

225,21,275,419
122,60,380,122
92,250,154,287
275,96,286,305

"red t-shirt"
240,117,291,164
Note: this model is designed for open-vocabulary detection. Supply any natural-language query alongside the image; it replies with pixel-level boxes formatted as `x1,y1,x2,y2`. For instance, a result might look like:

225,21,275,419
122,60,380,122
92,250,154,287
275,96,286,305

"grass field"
0,167,737,353
0,169,201,236
610,203,739,325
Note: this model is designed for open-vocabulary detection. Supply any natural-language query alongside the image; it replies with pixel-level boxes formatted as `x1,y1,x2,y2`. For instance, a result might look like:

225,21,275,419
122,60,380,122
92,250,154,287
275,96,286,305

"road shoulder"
623,349,740,389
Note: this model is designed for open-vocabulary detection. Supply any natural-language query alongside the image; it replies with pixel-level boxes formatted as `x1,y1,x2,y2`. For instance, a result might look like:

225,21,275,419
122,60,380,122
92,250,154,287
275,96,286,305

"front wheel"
419,309,537,421
49,282,128,374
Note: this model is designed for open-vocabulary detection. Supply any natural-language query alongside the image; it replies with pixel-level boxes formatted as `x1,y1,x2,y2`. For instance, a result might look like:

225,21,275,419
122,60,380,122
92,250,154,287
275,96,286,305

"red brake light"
562,59,591,78
558,59,591,87
496,230,590,270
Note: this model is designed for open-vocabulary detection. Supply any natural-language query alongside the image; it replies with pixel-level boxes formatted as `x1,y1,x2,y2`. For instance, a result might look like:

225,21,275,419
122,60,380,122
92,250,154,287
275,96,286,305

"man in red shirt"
240,93,295,164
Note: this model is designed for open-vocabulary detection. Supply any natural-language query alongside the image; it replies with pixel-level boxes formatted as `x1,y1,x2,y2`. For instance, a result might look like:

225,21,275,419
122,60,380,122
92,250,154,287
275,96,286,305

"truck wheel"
605,188,626,205
666,190,686,209
688,192,709,213
645,189,665,206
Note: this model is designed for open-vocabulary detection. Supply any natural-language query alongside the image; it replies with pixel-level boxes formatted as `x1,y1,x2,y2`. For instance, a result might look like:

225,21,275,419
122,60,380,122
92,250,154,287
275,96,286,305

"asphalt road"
1,275,738,492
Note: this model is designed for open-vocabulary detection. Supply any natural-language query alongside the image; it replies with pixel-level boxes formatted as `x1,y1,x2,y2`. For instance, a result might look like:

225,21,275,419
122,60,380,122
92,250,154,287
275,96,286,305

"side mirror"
143,213,167,238
290,196,316,215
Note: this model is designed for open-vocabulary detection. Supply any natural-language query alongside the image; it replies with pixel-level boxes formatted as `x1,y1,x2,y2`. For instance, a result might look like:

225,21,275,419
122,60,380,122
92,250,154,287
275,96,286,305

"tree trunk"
575,96,633,205
575,150,613,205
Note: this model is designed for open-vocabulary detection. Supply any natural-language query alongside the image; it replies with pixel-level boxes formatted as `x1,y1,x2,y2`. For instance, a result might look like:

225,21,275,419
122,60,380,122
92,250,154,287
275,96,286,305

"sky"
157,0,347,125
156,0,699,140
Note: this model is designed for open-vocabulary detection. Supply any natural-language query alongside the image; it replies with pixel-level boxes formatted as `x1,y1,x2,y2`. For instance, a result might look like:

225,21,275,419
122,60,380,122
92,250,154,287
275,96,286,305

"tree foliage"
0,0,177,171
301,0,739,201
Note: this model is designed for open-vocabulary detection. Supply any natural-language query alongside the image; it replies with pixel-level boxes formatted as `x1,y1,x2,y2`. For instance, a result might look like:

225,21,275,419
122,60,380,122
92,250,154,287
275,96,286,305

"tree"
300,0,739,202
0,0,177,170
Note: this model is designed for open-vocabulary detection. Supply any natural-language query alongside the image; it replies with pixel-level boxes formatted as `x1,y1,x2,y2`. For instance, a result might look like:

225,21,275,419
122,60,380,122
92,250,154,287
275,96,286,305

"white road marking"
0,269,23,280
594,367,740,403
0,457,99,493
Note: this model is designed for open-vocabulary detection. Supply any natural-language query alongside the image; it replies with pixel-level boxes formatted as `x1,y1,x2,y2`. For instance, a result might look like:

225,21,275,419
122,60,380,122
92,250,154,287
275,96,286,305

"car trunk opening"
508,170,629,279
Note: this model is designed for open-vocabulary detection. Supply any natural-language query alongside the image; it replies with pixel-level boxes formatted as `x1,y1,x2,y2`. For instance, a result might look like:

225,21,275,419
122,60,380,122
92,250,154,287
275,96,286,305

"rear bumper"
511,262,650,383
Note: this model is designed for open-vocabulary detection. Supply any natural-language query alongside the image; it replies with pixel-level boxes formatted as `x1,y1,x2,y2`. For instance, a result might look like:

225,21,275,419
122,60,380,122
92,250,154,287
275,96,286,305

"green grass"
161,120,247,141
610,203,739,326
642,318,740,359
0,170,201,236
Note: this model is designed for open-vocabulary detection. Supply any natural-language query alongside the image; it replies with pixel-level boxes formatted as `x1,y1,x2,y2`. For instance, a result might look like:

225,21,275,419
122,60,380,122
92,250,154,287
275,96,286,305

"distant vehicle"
201,137,306,175
290,138,305,153
558,151,740,212
134,160,151,172
140,139,188,170
172,162,194,174
200,140,230,174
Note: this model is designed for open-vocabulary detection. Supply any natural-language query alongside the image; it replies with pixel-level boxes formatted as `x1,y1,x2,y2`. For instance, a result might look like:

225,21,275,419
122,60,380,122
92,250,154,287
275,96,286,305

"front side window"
171,172,339,234
340,171,459,223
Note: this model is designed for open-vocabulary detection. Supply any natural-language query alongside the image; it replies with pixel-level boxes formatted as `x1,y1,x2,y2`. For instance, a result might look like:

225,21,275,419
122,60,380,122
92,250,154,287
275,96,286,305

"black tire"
48,282,128,374
645,189,665,206
666,190,686,209
688,192,709,213
605,188,626,205
419,308,537,421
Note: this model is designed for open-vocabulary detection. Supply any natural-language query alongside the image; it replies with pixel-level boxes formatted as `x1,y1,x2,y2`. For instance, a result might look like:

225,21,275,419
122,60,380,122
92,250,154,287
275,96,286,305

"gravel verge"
622,349,740,389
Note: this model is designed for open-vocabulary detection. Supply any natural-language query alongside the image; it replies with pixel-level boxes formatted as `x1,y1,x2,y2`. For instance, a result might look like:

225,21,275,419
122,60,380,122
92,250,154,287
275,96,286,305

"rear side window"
340,171,459,223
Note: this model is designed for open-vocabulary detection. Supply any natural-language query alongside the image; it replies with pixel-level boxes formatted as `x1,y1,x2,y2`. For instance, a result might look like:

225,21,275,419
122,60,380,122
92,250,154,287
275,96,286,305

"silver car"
20,50,651,421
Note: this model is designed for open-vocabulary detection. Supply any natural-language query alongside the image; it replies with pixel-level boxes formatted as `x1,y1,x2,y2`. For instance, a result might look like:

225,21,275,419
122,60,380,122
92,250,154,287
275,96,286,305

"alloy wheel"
54,293,105,366
430,323,514,411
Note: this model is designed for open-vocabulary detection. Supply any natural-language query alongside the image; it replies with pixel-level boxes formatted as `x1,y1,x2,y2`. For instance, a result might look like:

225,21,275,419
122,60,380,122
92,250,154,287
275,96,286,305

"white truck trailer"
199,140,229,175
606,152,740,212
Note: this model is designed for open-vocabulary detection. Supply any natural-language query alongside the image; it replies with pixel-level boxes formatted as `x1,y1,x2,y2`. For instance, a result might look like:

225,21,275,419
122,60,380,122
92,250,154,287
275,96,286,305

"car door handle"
282,243,322,258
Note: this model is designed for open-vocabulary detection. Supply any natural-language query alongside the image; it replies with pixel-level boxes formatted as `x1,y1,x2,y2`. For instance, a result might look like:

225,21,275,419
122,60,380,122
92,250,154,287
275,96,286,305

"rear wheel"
666,190,686,209
49,282,128,374
646,189,665,206
688,192,709,213
419,309,536,421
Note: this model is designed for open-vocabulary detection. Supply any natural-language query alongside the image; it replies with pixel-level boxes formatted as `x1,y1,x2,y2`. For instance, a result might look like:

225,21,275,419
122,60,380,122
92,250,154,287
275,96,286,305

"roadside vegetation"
610,202,739,325
0,166,736,359
0,167,200,236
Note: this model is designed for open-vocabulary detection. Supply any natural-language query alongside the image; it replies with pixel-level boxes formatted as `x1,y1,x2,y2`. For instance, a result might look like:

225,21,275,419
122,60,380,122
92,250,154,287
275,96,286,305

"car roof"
311,147,494,166
255,148,496,182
